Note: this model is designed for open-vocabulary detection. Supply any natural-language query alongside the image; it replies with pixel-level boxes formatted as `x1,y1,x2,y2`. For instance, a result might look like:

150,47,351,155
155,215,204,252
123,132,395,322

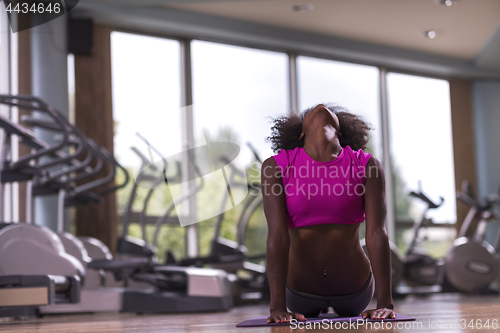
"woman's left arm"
361,156,396,320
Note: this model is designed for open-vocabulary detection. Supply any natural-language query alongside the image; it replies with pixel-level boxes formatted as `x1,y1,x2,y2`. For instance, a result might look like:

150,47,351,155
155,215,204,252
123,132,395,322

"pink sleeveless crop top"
271,145,372,228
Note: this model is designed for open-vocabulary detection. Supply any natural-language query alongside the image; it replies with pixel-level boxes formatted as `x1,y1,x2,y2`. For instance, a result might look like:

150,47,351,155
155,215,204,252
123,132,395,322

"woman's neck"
303,126,342,162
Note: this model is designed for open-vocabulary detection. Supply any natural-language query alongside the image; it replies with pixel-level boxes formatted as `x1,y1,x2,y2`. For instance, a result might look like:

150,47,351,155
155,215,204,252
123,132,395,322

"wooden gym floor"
1,293,499,332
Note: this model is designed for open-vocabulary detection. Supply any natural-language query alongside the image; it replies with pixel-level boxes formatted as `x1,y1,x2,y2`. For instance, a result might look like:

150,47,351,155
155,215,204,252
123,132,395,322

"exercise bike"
444,180,499,293
404,186,445,286
394,184,447,295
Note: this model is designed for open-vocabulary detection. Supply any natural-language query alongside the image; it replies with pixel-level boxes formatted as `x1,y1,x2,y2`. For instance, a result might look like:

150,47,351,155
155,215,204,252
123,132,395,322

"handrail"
0,95,70,169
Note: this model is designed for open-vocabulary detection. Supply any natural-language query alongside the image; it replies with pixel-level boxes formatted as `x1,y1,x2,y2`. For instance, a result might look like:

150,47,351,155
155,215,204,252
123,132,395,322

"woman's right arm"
261,157,306,323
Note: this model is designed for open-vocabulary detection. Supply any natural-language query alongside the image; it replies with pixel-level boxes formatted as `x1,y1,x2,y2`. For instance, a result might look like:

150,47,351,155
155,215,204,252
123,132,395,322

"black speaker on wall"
68,18,93,55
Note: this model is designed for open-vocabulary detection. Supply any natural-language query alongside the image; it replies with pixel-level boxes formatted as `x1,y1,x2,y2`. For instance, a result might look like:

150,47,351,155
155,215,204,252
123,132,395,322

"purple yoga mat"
236,313,415,327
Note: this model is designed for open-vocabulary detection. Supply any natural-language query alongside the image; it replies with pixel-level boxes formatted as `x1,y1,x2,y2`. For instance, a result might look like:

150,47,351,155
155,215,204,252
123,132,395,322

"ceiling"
80,0,500,60
77,0,500,76
165,0,500,60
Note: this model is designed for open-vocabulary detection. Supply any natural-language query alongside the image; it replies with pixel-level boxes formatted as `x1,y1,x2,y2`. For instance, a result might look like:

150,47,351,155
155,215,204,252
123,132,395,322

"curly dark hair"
266,103,373,153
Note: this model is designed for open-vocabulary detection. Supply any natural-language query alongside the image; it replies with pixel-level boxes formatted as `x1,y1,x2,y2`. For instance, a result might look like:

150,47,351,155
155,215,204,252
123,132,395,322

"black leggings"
286,271,374,317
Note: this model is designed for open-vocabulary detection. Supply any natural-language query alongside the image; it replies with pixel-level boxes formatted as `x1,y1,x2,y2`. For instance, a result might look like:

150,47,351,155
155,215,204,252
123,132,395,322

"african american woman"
261,103,395,323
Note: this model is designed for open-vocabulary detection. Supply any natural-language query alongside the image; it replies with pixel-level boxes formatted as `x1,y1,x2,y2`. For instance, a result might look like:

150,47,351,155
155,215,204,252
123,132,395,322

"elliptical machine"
0,94,132,314
0,95,232,315
20,112,129,290
116,136,181,261
86,137,233,313
118,136,269,304
165,145,270,304
0,95,83,317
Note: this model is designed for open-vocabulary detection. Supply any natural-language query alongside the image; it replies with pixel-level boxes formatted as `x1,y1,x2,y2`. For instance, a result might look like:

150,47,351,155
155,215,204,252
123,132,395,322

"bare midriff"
287,223,371,296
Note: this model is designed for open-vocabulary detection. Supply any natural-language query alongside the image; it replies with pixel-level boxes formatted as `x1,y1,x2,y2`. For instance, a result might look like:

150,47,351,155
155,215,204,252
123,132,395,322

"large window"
298,56,382,158
111,32,185,259
191,40,288,255
387,73,455,223
387,73,456,255
110,32,459,260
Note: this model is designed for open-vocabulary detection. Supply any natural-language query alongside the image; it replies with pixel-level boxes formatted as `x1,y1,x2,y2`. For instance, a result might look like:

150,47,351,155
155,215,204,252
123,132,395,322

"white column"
31,14,68,231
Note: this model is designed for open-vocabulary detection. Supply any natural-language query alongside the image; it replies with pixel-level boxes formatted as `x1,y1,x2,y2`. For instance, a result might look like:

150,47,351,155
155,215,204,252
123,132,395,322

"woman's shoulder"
271,147,301,167
344,145,372,167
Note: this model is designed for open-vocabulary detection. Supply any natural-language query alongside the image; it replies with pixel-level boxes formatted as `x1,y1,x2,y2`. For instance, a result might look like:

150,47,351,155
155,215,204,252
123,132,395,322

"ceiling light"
292,4,315,12
437,0,455,6
422,30,437,39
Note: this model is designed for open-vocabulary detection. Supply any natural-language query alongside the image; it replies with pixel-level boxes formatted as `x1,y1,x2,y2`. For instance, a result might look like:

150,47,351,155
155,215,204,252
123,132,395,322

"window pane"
112,32,181,169
387,73,456,225
192,40,288,163
298,56,381,157
191,40,288,256
111,32,184,260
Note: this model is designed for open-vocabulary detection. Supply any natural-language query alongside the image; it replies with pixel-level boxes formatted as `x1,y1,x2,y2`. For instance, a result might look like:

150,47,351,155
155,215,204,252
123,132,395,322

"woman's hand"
361,308,396,320
267,310,307,323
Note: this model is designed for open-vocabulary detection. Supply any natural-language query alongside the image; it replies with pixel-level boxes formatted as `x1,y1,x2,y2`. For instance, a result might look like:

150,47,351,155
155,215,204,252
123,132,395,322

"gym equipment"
22,114,136,290
117,132,200,265
101,134,268,307
390,181,499,296
90,227,234,314
165,141,269,303
85,137,233,313
402,185,445,287
0,275,80,318
444,180,499,293
22,107,148,310
0,223,83,318
0,95,232,314
117,139,181,260
21,98,231,313
36,148,131,314
0,95,83,317
0,95,127,315
489,202,500,289
20,114,127,289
